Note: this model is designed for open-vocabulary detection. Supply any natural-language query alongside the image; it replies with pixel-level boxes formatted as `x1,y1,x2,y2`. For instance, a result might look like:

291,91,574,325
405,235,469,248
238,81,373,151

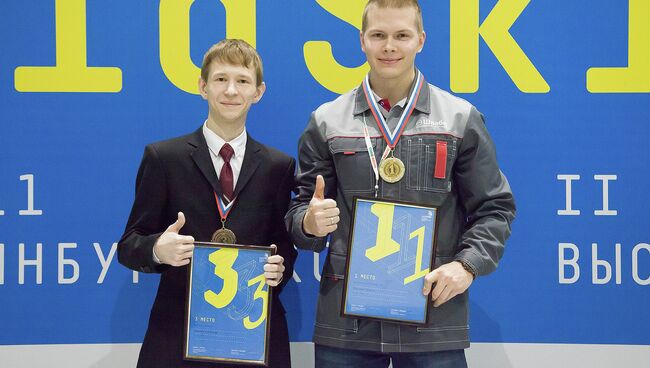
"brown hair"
200,39,264,86
361,0,424,34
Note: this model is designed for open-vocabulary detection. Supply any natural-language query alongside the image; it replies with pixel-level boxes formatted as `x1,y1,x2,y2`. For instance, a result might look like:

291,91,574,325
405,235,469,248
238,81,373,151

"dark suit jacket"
118,127,297,368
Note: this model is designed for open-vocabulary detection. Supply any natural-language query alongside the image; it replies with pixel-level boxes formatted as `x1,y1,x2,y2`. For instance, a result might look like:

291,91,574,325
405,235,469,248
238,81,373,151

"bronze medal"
379,156,405,183
211,227,237,244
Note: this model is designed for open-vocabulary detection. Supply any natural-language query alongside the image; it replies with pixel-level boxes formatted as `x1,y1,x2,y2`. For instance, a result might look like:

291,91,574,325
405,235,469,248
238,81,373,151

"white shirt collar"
202,121,247,160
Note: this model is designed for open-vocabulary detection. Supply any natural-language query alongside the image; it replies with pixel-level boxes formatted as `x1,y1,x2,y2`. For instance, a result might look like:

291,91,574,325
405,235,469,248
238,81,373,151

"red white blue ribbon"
214,192,236,221
362,69,424,148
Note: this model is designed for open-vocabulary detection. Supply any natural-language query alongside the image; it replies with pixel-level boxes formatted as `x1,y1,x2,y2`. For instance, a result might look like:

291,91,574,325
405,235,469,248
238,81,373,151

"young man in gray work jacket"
285,1,516,367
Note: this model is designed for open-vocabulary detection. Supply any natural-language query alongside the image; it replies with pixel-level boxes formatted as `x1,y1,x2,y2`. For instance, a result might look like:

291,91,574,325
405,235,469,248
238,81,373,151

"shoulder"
145,130,200,157
313,88,357,122
427,83,475,116
424,83,482,138
253,139,295,169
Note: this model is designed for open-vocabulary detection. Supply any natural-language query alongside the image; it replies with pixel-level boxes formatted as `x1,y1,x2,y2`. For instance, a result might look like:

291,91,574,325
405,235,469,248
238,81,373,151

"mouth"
377,57,402,65
220,102,241,107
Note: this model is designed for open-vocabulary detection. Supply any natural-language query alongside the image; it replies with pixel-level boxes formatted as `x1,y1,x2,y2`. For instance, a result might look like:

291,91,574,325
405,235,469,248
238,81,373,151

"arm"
266,158,298,293
423,107,516,306
452,107,516,276
284,113,339,252
117,145,169,273
117,145,195,272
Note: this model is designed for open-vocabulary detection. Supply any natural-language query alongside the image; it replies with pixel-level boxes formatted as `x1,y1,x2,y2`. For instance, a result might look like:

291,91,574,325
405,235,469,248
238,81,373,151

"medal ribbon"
362,69,424,149
214,192,236,224
362,117,392,197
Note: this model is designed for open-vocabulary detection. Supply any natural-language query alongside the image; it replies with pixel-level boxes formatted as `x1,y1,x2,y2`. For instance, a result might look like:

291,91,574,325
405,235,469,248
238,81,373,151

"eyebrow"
367,28,415,34
211,72,253,79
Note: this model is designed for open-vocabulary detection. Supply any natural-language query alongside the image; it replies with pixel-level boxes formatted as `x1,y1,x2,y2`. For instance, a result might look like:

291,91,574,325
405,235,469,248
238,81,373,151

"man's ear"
418,31,426,53
198,78,208,100
253,82,266,103
360,31,366,53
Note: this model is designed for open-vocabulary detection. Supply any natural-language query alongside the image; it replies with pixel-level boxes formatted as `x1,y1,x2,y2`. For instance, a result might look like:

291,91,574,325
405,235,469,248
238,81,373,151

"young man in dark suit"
118,39,296,368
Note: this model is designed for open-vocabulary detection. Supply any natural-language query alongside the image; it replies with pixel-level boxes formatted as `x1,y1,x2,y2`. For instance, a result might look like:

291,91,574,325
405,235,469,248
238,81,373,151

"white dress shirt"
202,121,247,189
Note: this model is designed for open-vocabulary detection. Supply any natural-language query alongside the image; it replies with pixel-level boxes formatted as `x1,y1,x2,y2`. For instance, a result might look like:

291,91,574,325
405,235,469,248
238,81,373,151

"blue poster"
186,244,271,365
344,198,437,324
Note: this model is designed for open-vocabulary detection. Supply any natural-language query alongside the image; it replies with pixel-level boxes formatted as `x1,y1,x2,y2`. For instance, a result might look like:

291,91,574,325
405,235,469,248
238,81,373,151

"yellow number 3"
204,248,239,308
243,274,268,330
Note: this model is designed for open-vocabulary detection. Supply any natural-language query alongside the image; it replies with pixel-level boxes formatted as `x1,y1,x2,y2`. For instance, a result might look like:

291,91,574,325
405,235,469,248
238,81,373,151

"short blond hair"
361,0,424,34
200,39,264,86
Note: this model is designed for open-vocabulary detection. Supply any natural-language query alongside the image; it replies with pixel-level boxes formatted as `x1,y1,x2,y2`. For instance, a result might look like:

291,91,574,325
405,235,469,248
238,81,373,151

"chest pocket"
405,136,458,193
329,137,375,193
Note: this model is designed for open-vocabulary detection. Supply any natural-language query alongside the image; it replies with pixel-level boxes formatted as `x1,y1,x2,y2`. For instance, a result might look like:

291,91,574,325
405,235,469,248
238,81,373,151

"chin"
375,68,405,80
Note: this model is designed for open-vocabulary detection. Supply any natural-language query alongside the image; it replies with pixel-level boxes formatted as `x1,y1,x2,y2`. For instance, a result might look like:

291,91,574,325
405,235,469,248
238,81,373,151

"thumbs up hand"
153,212,195,267
302,175,340,237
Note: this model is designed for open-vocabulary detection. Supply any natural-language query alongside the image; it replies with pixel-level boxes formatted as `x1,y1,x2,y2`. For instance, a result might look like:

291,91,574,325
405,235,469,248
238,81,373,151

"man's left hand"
264,247,285,287
422,261,474,307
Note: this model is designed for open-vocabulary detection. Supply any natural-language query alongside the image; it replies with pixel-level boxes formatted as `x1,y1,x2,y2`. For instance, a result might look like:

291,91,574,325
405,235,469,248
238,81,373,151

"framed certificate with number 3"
184,242,274,366
342,197,439,325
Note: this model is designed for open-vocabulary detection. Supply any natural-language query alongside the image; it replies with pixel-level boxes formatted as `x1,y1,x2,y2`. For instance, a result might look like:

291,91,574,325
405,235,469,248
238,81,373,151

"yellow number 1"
14,0,122,92
365,203,400,262
403,226,429,284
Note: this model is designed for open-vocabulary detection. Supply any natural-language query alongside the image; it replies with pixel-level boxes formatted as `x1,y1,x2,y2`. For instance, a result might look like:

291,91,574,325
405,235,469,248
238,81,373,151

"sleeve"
452,107,516,277
284,112,336,253
117,144,171,273
271,157,298,293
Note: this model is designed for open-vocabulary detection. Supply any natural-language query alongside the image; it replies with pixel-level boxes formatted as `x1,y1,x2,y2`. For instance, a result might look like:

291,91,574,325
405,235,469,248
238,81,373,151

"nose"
225,80,238,96
383,37,396,53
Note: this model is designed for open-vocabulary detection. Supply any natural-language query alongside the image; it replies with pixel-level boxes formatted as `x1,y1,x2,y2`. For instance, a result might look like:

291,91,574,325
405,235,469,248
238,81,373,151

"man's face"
199,61,265,125
360,5,425,81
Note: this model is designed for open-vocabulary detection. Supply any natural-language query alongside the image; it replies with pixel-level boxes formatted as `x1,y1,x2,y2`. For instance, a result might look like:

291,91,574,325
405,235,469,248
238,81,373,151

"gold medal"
211,227,237,244
379,156,405,183
361,70,425,189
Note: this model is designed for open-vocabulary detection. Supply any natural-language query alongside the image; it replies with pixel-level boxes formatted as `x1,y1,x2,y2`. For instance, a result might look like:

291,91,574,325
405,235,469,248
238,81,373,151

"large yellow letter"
304,0,369,94
587,0,650,93
450,0,549,93
14,0,122,92
160,0,256,94
365,203,400,262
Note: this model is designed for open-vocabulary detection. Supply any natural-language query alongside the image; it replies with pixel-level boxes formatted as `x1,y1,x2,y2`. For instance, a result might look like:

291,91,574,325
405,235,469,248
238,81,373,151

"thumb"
167,212,186,233
313,175,325,200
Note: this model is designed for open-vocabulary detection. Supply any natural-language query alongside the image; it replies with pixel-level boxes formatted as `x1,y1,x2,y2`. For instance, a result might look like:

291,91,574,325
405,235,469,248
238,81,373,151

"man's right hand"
153,212,195,266
302,175,340,237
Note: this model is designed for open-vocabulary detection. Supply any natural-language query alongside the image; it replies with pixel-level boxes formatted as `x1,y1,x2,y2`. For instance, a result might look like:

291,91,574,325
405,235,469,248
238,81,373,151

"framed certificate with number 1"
342,197,439,325
184,242,273,366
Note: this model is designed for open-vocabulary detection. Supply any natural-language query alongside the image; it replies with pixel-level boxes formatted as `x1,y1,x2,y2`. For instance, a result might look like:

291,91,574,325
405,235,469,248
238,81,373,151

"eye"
396,33,410,40
371,32,385,39
238,79,251,84
214,76,227,82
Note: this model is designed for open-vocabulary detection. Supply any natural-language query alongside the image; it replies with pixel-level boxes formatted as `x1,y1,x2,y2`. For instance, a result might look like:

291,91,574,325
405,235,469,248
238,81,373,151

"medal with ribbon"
361,69,424,184
211,192,237,244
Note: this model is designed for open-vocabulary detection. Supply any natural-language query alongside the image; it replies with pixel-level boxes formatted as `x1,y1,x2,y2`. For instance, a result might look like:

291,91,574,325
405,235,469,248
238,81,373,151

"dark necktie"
219,143,235,202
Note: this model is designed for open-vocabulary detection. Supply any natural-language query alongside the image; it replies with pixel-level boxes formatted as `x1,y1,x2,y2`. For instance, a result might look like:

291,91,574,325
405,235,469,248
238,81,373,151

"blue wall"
1,0,648,346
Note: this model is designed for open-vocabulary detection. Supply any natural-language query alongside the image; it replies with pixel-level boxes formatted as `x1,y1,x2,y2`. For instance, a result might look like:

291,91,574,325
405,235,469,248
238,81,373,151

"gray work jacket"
285,78,516,353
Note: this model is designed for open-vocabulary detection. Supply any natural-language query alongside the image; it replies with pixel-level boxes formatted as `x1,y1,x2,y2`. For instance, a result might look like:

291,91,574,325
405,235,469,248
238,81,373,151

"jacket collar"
188,127,262,200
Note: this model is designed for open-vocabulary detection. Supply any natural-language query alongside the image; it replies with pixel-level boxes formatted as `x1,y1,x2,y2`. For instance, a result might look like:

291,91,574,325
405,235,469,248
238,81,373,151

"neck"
205,116,245,142
368,68,416,106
